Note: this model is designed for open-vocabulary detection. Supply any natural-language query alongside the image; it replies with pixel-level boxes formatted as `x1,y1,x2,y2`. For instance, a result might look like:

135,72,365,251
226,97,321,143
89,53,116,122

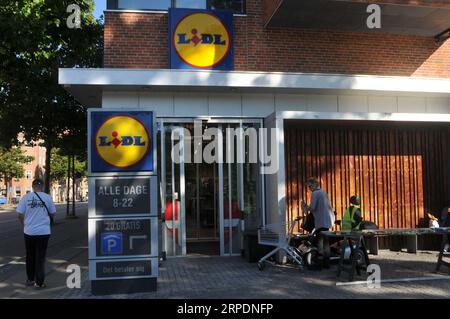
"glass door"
159,119,264,257
216,123,243,256
161,125,186,256
217,121,264,256
184,122,220,255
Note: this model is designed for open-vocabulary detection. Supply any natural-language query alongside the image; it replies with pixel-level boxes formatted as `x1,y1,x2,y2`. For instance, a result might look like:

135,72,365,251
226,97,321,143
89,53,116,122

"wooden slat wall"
285,122,449,231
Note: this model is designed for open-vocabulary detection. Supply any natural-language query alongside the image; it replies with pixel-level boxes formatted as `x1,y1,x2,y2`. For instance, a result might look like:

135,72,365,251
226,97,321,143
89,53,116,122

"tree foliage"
0,0,103,191
0,147,34,202
50,148,86,182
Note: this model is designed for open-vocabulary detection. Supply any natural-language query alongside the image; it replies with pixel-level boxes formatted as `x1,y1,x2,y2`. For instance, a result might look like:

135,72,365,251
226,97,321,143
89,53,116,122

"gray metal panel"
88,217,159,259
88,257,158,280
88,175,158,218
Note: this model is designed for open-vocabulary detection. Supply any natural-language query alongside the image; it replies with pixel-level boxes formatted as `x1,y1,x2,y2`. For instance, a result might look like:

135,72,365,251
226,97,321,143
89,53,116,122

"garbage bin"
243,231,273,263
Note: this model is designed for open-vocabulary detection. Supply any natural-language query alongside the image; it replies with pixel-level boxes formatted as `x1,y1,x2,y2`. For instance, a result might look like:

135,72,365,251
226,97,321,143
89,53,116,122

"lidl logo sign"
96,115,149,168
169,8,233,70
90,111,154,172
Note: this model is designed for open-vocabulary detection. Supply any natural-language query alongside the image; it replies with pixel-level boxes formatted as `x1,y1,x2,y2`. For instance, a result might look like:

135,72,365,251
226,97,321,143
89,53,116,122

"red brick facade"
104,0,450,78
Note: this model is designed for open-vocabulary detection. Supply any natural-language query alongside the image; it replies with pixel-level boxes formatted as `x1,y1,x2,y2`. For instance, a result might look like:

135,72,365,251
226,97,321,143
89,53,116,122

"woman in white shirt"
17,178,56,288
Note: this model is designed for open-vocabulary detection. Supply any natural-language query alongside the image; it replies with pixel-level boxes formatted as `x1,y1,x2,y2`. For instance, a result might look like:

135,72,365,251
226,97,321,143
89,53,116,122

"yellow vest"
342,205,361,231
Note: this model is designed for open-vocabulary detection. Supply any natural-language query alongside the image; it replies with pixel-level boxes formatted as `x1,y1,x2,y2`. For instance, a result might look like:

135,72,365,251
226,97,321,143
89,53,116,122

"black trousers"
24,234,50,286
313,228,331,268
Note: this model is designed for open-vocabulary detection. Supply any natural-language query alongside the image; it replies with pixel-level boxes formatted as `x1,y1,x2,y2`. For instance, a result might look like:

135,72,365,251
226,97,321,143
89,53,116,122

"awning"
59,68,450,107
264,0,450,37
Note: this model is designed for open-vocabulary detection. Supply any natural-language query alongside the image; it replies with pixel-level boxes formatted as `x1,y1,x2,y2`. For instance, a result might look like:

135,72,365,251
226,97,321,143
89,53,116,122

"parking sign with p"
101,232,123,255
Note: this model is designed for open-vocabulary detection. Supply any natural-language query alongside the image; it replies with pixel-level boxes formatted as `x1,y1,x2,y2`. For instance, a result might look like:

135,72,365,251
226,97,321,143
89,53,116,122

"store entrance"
185,139,220,255
158,119,263,257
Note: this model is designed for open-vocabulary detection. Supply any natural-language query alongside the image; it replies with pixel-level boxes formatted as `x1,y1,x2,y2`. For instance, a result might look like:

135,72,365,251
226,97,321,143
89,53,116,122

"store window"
117,0,171,10
176,0,206,9
207,0,245,13
112,0,246,14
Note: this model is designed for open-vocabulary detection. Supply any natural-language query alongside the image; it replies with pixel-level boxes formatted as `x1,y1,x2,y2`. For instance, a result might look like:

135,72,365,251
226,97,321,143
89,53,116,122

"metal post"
72,154,76,217
66,154,71,217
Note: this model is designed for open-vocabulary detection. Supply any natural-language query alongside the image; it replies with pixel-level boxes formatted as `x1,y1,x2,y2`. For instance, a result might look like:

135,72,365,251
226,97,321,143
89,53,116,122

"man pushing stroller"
301,177,335,269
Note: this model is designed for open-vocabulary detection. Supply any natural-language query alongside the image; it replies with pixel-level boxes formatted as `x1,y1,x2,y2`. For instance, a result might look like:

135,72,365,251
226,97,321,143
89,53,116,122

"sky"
93,0,106,19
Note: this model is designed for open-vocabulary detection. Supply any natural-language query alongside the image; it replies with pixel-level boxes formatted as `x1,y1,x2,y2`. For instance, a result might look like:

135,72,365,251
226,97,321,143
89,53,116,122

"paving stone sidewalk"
58,250,450,299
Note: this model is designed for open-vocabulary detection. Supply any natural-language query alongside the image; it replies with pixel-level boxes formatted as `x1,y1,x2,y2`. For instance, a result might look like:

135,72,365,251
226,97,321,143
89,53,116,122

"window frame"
107,0,247,14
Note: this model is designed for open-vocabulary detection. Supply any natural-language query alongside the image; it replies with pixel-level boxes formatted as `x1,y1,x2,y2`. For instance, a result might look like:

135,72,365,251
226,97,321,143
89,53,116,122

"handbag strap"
34,192,52,219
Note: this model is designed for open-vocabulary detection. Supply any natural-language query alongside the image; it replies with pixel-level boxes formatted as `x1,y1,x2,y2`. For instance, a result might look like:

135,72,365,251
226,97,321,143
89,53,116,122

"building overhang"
272,110,450,123
59,68,450,107
264,0,450,38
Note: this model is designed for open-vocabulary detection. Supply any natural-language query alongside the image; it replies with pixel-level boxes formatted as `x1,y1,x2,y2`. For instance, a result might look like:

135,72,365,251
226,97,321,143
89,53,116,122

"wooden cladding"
285,121,449,231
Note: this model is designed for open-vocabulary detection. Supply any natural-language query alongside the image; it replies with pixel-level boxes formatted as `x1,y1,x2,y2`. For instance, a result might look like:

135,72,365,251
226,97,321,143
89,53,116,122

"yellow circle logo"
173,13,230,68
95,115,150,168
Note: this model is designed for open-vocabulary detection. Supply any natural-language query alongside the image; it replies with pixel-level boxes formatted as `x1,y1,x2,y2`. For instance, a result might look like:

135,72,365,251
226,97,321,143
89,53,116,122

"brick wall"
104,0,450,78
104,12,168,68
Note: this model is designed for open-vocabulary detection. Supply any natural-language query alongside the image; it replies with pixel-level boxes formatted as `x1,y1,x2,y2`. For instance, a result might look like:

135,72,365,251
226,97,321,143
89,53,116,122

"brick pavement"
58,250,450,299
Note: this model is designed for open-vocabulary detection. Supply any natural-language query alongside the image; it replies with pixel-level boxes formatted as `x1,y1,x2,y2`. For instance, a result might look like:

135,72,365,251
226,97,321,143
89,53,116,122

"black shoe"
34,283,46,289
26,280,35,287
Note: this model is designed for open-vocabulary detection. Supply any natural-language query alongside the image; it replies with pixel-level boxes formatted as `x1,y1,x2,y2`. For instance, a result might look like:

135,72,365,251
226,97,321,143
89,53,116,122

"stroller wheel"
305,249,320,270
257,262,265,271
352,249,365,266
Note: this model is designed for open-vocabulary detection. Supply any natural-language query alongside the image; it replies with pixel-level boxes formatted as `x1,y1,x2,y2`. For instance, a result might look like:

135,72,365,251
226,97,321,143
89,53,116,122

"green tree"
0,0,103,192
0,148,33,204
50,148,86,183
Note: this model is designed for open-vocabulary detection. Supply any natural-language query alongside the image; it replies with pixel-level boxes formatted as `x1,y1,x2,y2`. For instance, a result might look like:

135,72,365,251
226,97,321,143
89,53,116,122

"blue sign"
90,111,154,173
169,8,234,70
101,232,123,255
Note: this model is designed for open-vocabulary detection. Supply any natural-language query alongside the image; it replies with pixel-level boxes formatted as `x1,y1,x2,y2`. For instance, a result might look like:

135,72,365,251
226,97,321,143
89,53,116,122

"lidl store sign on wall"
169,8,234,70
89,111,154,173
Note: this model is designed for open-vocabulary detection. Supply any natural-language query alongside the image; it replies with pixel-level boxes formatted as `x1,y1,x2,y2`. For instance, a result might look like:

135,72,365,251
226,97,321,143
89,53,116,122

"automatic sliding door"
219,123,243,256
161,125,186,256
159,119,263,257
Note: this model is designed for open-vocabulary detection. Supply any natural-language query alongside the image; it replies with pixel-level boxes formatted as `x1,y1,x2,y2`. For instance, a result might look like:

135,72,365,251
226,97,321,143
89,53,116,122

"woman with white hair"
301,177,335,269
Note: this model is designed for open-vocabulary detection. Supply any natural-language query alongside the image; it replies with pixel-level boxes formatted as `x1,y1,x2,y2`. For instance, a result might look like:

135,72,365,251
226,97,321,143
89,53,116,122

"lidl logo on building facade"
169,8,234,70
90,111,154,173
